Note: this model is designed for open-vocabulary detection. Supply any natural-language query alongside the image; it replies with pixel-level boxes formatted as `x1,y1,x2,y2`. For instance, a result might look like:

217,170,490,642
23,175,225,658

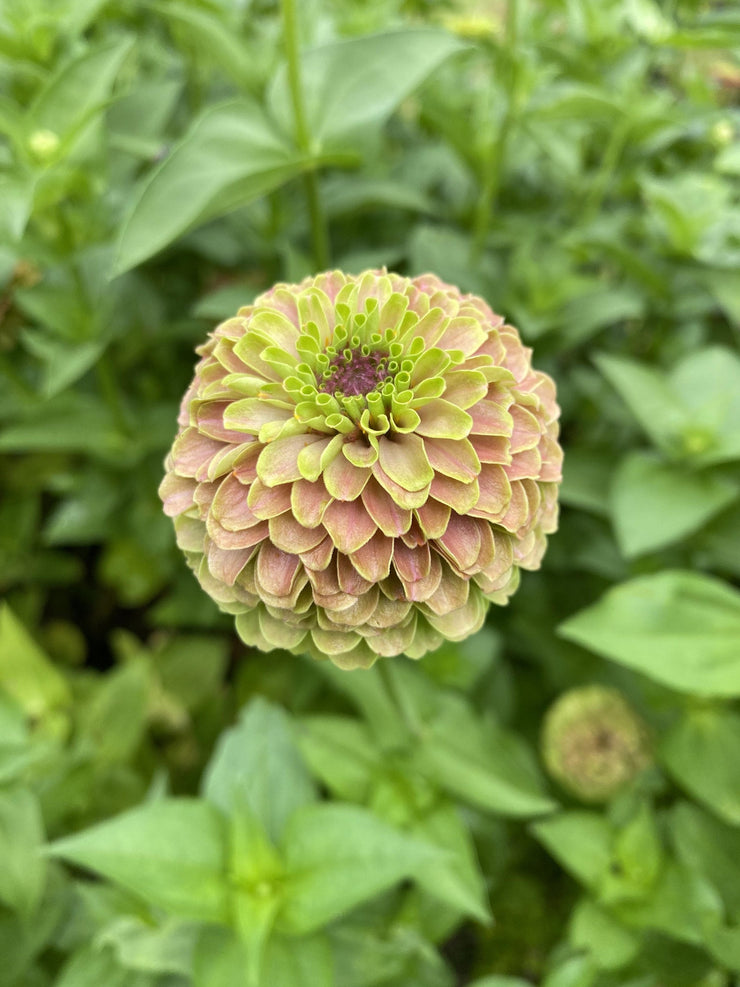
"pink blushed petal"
159,473,196,517
361,476,412,537
348,531,394,582
290,478,333,528
322,500,377,554
436,515,482,571
256,541,301,597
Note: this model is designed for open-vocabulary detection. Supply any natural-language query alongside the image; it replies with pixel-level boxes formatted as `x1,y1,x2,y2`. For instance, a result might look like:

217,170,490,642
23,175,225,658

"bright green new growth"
160,270,562,668
542,686,652,803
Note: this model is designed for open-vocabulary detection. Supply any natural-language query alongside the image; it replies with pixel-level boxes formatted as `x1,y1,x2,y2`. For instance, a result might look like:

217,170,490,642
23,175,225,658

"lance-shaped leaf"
268,28,467,146
113,101,314,274
48,799,229,923
279,804,442,934
559,571,740,697
202,697,316,844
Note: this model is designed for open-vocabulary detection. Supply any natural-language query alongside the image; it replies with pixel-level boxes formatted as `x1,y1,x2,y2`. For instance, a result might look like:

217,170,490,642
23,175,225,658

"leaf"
661,708,740,826
296,714,380,802
154,2,260,92
415,693,556,817
113,101,312,274
610,451,737,557
55,945,137,987
0,787,46,918
0,602,71,720
559,571,740,697
193,927,333,987
671,802,740,922
280,803,441,934
532,813,613,892
202,697,316,843
30,37,134,138
411,802,491,923
98,917,196,977
569,899,639,970
268,29,466,146
77,657,150,765
669,347,740,466
0,173,35,242
593,352,686,455
48,799,230,923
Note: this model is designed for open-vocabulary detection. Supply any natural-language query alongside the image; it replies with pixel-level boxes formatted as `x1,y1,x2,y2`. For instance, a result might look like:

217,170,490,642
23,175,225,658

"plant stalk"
281,0,330,270
472,0,521,260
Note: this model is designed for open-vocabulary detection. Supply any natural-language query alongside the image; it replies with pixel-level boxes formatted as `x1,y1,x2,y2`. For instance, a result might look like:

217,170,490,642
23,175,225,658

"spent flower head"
542,686,651,803
160,270,562,668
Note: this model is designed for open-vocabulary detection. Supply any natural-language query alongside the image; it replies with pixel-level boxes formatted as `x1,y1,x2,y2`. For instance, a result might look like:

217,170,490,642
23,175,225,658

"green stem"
377,659,423,740
471,0,520,260
281,0,330,270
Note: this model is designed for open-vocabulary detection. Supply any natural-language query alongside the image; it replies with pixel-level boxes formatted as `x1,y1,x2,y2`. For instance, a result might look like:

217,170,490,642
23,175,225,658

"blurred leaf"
78,657,150,765
280,803,441,934
98,917,196,977
532,813,613,892
30,37,134,139
55,944,141,987
416,693,556,817
154,2,259,92
49,799,230,923
559,571,740,697
297,714,380,802
671,802,740,923
412,802,491,923
661,707,740,826
0,173,35,242
0,602,70,720
114,101,314,274
0,787,46,918
569,899,639,970
202,697,316,843
268,29,466,146
610,451,737,557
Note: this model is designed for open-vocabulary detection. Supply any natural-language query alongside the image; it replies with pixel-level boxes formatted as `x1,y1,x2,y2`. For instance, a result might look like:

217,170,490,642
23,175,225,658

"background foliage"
1,0,740,984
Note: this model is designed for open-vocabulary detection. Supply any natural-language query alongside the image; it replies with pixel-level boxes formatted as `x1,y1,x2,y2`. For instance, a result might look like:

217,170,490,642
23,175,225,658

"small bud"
710,119,734,148
542,686,651,803
28,129,60,162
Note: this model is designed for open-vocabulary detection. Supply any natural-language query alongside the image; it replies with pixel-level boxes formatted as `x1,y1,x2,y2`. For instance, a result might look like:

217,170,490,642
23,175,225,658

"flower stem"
471,0,520,260
281,0,330,270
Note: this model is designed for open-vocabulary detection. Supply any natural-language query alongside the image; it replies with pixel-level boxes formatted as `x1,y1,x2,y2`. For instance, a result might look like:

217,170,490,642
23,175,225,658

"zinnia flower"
542,686,651,803
159,270,562,668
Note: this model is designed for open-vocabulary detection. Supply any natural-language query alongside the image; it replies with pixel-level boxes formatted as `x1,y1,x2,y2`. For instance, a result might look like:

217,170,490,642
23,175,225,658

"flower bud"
542,686,651,802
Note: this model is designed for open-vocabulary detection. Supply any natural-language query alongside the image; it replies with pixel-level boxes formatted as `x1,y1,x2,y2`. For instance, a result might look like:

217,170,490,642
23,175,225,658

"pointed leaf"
202,697,315,843
48,799,229,922
559,571,740,697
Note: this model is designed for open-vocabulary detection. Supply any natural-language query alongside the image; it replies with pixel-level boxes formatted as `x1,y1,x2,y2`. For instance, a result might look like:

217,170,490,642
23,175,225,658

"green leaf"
280,803,441,934
30,37,134,139
593,352,686,455
661,707,740,826
610,451,737,557
193,927,333,987
669,347,740,466
0,602,71,720
297,714,380,802
0,787,46,918
55,945,140,987
532,813,613,891
411,802,491,923
570,899,639,970
415,693,556,817
268,29,466,146
98,917,196,977
202,697,316,843
671,802,740,922
559,571,740,697
77,657,150,765
153,2,259,92
113,101,312,274
48,799,230,923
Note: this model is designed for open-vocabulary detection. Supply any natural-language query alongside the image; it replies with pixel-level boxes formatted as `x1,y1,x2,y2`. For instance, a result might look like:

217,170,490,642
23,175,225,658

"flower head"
542,686,651,803
160,270,562,668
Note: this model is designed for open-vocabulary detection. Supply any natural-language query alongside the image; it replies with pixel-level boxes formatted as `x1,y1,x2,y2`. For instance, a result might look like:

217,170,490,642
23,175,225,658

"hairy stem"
281,0,330,269
472,0,520,260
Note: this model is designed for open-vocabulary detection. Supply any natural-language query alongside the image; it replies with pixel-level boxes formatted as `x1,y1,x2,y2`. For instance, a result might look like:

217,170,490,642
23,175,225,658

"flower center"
318,346,390,396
